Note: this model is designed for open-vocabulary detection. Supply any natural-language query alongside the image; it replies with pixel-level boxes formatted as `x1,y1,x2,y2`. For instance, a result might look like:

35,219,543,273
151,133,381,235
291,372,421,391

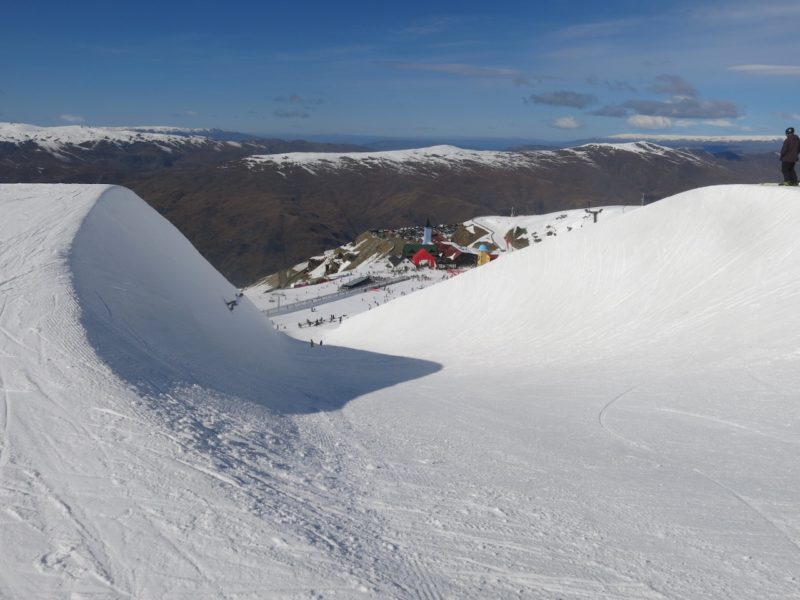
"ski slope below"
1,183,800,599
325,184,800,598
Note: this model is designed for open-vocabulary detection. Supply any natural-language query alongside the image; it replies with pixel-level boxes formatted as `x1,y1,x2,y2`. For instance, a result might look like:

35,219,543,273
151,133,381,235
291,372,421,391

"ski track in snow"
597,384,651,452
599,380,800,562
593,359,800,600
695,467,800,558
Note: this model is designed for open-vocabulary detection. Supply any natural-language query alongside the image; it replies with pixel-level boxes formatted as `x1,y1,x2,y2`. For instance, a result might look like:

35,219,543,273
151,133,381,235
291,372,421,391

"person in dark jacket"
780,127,800,185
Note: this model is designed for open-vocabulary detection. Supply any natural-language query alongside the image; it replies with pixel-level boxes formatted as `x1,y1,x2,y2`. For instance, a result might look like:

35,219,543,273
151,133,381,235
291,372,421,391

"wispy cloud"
525,91,596,109
589,105,629,118
691,3,800,22
585,77,637,93
553,17,643,39
395,62,527,81
729,64,800,76
650,74,697,97
273,94,323,119
274,110,309,119
623,97,740,119
668,118,751,131
611,133,780,141
401,16,471,37
549,116,583,129
59,114,85,123
274,94,324,107
627,115,672,129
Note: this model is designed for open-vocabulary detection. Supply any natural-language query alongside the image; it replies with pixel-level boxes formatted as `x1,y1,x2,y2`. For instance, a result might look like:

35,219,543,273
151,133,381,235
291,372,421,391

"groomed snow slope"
0,184,438,599
328,184,800,367
3,183,800,599
324,184,800,598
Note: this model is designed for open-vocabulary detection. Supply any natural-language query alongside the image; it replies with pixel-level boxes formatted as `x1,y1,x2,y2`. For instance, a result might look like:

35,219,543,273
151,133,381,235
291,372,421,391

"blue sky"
3,0,800,141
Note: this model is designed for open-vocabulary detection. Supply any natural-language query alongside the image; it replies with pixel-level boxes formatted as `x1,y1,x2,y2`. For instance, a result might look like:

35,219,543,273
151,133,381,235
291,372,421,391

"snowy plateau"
1,182,800,599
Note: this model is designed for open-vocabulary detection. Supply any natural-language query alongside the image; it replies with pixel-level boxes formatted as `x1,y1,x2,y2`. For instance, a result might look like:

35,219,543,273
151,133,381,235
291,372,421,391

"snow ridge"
0,123,215,158
243,141,694,174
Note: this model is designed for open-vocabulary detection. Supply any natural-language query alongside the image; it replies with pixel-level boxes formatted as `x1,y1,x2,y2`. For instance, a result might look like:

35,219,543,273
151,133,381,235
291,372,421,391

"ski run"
1,183,799,599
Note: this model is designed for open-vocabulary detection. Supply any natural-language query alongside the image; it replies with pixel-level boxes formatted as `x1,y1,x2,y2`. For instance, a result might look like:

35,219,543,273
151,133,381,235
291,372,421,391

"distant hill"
0,123,777,285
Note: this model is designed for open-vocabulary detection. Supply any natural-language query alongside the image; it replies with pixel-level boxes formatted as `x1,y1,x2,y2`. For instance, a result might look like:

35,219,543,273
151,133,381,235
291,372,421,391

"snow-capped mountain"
0,122,357,159
243,141,708,175
0,121,362,184
0,122,216,156
218,140,772,284
3,182,800,598
0,123,777,287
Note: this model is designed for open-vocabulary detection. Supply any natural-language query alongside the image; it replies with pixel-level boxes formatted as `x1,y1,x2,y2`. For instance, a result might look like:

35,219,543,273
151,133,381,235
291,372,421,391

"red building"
410,248,437,269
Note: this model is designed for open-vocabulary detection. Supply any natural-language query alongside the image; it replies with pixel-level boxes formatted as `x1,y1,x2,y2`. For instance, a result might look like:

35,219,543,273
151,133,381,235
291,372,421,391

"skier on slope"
779,127,800,186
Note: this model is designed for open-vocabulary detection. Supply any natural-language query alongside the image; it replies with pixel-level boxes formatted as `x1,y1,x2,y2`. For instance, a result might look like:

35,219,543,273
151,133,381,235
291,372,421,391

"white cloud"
59,114,85,123
674,118,737,128
627,115,672,129
550,116,582,129
611,133,780,141
700,119,735,128
729,64,800,76
623,97,740,119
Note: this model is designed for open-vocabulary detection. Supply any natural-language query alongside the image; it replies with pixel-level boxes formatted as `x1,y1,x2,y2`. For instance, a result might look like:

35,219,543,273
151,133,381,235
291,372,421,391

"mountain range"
0,123,778,285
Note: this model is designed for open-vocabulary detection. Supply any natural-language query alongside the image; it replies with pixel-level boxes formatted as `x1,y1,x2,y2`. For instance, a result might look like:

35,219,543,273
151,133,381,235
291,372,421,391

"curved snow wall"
70,186,439,412
329,185,800,369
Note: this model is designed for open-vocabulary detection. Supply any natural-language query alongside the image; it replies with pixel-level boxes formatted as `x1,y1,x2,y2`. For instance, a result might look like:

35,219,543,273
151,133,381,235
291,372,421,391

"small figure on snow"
779,127,800,186
225,299,238,311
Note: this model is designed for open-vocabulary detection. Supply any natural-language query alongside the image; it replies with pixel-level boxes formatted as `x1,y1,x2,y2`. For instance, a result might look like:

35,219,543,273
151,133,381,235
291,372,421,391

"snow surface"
467,205,637,249
2,183,800,598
